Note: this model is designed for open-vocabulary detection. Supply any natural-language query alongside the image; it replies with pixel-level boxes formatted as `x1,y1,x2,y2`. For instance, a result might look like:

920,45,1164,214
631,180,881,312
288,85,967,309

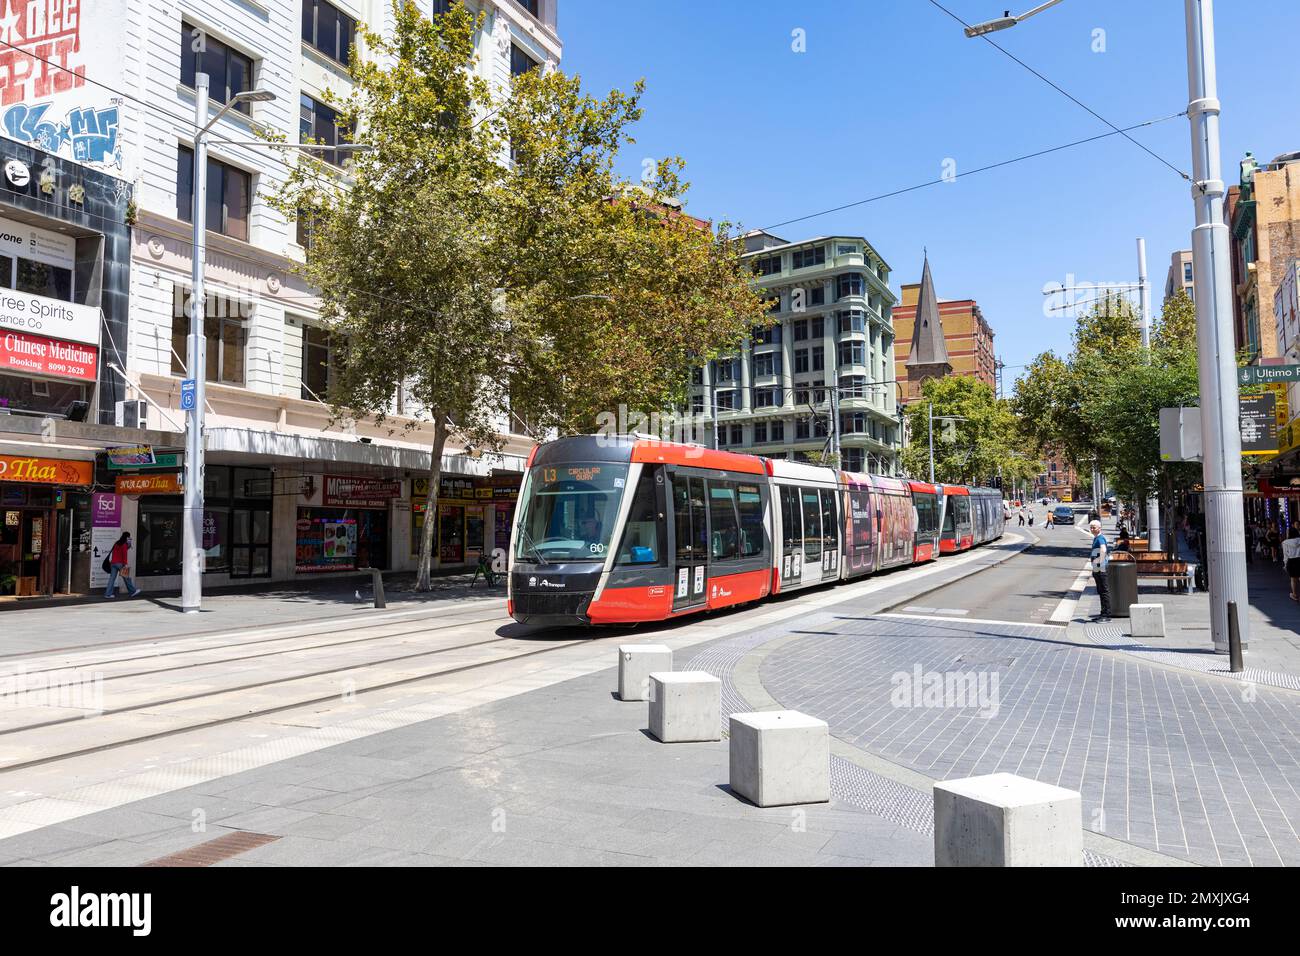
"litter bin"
1107,559,1138,618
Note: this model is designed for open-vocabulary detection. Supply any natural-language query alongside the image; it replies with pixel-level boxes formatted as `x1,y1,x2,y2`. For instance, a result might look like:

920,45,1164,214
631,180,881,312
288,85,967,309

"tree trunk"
416,416,450,591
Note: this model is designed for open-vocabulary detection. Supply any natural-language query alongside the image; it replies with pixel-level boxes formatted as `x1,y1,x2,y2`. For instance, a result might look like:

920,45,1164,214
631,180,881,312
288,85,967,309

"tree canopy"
267,2,765,586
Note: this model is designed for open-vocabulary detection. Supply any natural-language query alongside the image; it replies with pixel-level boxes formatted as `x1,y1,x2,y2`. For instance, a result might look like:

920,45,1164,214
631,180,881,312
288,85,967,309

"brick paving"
759,615,1300,867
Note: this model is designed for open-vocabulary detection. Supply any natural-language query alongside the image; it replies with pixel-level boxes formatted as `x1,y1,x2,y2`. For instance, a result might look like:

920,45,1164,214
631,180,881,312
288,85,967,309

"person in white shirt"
1282,527,1300,602
1089,519,1110,621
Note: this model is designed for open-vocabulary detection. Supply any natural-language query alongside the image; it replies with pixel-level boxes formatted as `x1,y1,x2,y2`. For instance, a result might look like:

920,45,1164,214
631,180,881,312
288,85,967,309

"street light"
182,77,369,613
963,0,1065,37
957,0,1247,652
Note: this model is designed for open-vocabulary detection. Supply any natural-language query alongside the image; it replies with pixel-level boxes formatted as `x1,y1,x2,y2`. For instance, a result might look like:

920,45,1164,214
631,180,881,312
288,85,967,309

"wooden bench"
1135,560,1193,593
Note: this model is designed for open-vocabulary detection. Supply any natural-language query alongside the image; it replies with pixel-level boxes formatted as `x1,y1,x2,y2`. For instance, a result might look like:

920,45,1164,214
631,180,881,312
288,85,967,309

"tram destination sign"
1238,364,1300,385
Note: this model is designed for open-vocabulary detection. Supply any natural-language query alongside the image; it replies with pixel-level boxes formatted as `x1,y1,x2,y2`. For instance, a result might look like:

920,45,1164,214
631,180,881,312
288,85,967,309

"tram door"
778,485,802,587
671,474,708,611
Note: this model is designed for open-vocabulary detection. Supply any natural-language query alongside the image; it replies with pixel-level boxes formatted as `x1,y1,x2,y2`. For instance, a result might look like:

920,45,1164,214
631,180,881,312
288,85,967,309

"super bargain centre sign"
1,330,97,381
0,290,101,346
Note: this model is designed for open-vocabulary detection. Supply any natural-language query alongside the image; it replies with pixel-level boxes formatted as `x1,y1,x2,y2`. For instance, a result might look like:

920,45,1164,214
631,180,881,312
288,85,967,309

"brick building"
1228,151,1300,361
892,257,996,402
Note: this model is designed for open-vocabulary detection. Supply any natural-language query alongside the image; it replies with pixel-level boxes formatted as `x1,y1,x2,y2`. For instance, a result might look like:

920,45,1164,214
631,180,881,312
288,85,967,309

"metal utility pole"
1137,237,1163,549
1185,0,1249,652
182,74,210,614
830,384,841,464
928,402,935,483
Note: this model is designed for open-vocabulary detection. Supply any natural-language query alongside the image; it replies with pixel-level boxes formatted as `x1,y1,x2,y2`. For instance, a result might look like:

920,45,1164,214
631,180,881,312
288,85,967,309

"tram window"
801,488,822,560
819,488,838,551
708,482,740,561
780,486,799,555
737,484,765,557
942,498,955,534
616,470,664,565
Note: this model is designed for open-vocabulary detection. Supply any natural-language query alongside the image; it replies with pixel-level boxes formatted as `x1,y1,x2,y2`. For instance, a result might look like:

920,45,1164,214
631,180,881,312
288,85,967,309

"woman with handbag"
104,532,142,599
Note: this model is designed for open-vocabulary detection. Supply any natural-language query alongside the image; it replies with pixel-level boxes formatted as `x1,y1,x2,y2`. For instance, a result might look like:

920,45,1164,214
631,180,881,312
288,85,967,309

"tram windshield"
514,463,629,563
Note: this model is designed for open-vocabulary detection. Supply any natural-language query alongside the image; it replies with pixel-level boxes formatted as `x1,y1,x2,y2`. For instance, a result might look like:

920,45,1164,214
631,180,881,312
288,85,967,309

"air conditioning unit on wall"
115,399,148,430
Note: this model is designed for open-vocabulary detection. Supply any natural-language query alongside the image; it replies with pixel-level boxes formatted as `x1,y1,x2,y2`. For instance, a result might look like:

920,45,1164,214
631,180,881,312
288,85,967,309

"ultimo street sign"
1238,364,1300,385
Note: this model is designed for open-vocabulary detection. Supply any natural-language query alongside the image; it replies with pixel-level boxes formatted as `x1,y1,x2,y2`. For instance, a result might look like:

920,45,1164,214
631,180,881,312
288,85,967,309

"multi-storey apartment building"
892,256,996,402
1163,249,1194,307
0,1,561,595
689,231,902,475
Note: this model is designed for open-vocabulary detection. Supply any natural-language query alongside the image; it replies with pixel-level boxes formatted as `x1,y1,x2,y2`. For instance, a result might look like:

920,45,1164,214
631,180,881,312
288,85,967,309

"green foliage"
265,2,764,585
901,376,1038,486
1011,289,1202,503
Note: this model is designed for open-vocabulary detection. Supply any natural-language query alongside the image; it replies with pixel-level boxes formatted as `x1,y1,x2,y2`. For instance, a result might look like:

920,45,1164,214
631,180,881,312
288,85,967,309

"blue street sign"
180,379,196,411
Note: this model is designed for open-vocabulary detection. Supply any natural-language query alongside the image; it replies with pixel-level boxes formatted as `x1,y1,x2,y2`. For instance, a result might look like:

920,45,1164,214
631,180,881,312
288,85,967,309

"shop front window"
136,466,271,576
297,507,388,572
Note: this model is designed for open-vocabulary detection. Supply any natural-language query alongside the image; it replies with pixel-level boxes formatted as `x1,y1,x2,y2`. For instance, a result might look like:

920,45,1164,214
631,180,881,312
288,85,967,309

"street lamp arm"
964,0,1065,36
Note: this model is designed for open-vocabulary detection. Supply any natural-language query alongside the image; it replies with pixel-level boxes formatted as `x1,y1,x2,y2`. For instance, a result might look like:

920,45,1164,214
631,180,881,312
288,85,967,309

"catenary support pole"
1138,237,1163,549
1185,0,1248,652
182,73,209,613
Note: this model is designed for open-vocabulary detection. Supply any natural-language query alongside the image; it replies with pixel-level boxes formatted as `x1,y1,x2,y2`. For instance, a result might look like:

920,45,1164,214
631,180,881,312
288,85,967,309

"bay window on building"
836,273,864,299
840,375,866,398
715,390,735,411
171,289,247,386
180,22,254,112
791,246,825,270
837,341,865,366
752,352,781,378
837,310,865,334
753,386,779,408
843,448,864,472
841,412,867,434
177,146,251,241
302,0,356,65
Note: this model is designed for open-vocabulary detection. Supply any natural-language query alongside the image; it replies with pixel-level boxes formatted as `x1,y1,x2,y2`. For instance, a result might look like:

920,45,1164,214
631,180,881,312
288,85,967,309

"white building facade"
0,1,561,593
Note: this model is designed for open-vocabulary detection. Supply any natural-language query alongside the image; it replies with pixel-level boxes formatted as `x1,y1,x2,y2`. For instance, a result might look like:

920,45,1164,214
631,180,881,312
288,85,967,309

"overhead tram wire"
759,111,1185,232
924,0,1190,182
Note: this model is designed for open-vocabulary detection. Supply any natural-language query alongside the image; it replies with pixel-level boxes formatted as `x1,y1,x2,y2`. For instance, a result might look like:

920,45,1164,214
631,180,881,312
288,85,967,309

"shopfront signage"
107,444,156,467
0,292,101,347
1,329,97,381
0,454,93,486
115,473,182,495
89,493,122,589
324,475,402,509
4,161,29,188
0,214,76,270
108,452,181,471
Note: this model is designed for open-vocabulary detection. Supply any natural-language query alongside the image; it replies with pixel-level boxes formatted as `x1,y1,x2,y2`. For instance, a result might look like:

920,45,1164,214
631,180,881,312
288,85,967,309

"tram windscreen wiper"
517,526,547,565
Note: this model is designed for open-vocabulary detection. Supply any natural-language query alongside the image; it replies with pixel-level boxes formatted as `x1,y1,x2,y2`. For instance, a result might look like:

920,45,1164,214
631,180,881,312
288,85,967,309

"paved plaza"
0,507,1297,867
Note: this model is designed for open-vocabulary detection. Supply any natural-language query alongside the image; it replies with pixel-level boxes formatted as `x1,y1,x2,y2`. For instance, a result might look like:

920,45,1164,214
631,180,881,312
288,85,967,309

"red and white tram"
508,435,1005,627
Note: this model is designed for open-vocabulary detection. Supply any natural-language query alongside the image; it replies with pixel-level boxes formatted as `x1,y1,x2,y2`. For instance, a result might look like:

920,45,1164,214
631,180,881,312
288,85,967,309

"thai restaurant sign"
323,475,402,509
115,473,181,495
0,454,93,485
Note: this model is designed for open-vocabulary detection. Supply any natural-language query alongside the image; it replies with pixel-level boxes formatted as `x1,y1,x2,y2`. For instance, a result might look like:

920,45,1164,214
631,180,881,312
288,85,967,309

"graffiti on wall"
0,1,128,173
3,100,119,166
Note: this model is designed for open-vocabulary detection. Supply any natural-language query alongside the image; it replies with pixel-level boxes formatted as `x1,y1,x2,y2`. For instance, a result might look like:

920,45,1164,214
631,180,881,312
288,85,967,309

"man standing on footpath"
1089,519,1111,623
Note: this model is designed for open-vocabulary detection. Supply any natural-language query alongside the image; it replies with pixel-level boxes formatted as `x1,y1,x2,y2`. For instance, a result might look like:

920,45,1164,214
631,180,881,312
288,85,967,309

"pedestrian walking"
104,531,142,599
1244,520,1254,565
1018,508,1026,526
1284,528,1300,602
1267,523,1282,564
1089,519,1111,622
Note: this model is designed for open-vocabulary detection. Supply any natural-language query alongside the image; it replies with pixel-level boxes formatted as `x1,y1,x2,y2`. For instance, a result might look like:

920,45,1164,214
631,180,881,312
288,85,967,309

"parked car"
1053,505,1076,525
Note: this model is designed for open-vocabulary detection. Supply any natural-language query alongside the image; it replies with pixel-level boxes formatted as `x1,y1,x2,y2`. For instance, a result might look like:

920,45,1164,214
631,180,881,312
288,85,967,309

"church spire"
906,253,950,368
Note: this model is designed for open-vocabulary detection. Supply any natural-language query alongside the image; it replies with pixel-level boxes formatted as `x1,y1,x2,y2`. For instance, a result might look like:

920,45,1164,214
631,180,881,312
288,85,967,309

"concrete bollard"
1129,603,1166,639
648,672,721,743
933,773,1083,867
729,711,829,807
617,644,672,701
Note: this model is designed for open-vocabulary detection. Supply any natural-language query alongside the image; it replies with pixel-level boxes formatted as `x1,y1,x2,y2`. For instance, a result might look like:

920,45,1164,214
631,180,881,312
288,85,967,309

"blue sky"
557,0,1300,389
